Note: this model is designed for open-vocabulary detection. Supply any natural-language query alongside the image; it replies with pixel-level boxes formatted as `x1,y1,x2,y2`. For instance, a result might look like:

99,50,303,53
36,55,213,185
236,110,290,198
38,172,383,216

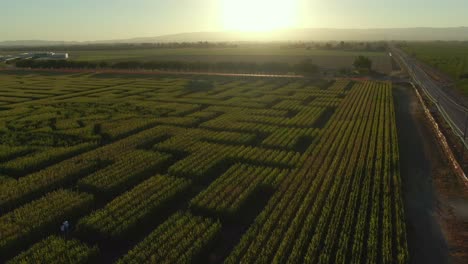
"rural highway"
391,46,468,145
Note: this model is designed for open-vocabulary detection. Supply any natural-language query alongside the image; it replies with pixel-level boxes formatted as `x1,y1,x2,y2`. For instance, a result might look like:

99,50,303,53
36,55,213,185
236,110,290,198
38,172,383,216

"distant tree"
262,62,289,73
339,67,350,75
99,61,109,68
365,43,372,51
15,58,326,75
339,41,346,49
353,56,372,70
295,59,319,76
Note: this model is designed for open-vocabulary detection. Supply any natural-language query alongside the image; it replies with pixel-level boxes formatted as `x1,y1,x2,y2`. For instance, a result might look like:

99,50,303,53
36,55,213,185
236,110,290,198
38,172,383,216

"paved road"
391,46,468,146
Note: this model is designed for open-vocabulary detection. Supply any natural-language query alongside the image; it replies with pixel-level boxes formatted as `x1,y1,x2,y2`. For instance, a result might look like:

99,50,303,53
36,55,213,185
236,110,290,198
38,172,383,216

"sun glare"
222,0,298,32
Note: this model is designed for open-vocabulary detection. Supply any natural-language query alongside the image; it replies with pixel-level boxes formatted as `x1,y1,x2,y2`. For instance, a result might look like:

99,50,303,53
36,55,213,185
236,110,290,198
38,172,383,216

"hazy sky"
1,0,467,41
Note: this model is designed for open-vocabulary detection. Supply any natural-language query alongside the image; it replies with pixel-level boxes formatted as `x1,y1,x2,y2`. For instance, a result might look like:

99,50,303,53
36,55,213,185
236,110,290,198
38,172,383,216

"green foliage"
99,118,158,140
0,190,93,257
401,41,468,95
0,174,14,184
225,81,407,264
190,164,289,217
0,145,32,162
117,212,221,264
77,150,171,196
185,80,214,92
166,142,300,180
6,236,98,264
0,73,407,263
0,143,96,177
77,175,190,239
0,125,171,211
262,128,317,150
353,55,373,70
294,59,319,76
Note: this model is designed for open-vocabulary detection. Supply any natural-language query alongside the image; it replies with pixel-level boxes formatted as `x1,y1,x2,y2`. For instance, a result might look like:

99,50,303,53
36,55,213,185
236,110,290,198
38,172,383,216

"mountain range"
1,27,468,46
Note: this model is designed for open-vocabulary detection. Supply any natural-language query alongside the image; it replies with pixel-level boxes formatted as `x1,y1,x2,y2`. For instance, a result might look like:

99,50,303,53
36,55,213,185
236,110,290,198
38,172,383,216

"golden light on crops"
222,0,298,32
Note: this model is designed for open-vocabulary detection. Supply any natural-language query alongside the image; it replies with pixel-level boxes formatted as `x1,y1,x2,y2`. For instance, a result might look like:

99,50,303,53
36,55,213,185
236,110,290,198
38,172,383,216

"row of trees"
15,59,321,75
281,41,387,52
15,56,373,73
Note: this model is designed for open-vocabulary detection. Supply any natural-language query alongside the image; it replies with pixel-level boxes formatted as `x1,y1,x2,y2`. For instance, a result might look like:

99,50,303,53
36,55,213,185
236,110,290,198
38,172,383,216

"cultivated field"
0,72,407,263
400,42,468,96
1,45,393,73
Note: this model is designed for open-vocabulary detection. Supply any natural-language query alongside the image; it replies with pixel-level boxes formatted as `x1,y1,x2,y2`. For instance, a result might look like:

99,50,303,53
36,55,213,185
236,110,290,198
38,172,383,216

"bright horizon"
1,0,468,41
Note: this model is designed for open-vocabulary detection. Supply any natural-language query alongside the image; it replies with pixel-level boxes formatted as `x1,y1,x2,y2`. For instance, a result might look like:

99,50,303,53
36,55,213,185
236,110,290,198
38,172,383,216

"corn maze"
0,72,408,263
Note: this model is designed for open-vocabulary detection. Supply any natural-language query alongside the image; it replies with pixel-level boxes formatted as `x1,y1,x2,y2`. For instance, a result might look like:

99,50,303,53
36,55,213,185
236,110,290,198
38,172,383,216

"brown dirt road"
394,84,468,264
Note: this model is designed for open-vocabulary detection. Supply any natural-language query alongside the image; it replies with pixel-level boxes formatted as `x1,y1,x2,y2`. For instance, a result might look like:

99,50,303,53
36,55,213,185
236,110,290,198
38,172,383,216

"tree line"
14,59,320,75
281,41,387,52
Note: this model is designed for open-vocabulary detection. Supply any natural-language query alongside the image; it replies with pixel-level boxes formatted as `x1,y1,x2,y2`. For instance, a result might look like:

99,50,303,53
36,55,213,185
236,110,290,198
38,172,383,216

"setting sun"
222,0,298,32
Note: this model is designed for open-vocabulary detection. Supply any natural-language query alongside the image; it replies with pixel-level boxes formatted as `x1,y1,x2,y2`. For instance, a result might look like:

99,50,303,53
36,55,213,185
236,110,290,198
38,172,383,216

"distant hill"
1,27,468,47
120,27,468,43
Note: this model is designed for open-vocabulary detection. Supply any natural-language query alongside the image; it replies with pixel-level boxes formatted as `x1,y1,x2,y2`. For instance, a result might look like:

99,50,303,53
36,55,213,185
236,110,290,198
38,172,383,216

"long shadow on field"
393,85,449,264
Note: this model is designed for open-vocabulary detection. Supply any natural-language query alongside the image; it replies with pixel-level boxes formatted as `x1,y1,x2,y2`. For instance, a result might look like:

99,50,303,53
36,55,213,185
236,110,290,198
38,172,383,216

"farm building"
0,52,69,61
35,52,69,60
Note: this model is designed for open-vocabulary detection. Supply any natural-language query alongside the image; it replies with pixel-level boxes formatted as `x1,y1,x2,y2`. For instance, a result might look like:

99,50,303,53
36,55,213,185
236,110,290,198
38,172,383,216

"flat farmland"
0,72,407,263
71,47,392,73
401,42,468,96
1,46,392,73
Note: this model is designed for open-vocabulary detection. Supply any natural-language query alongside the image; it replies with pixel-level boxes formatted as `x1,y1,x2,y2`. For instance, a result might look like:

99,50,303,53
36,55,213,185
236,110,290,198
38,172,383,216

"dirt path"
393,85,450,264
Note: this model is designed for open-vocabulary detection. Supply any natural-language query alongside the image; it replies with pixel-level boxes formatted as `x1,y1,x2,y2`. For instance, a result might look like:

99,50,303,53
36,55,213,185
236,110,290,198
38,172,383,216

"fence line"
413,84,468,186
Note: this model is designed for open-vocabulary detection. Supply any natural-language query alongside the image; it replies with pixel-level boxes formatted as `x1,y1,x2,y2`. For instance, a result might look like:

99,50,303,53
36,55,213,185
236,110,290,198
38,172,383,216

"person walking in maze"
60,220,70,237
